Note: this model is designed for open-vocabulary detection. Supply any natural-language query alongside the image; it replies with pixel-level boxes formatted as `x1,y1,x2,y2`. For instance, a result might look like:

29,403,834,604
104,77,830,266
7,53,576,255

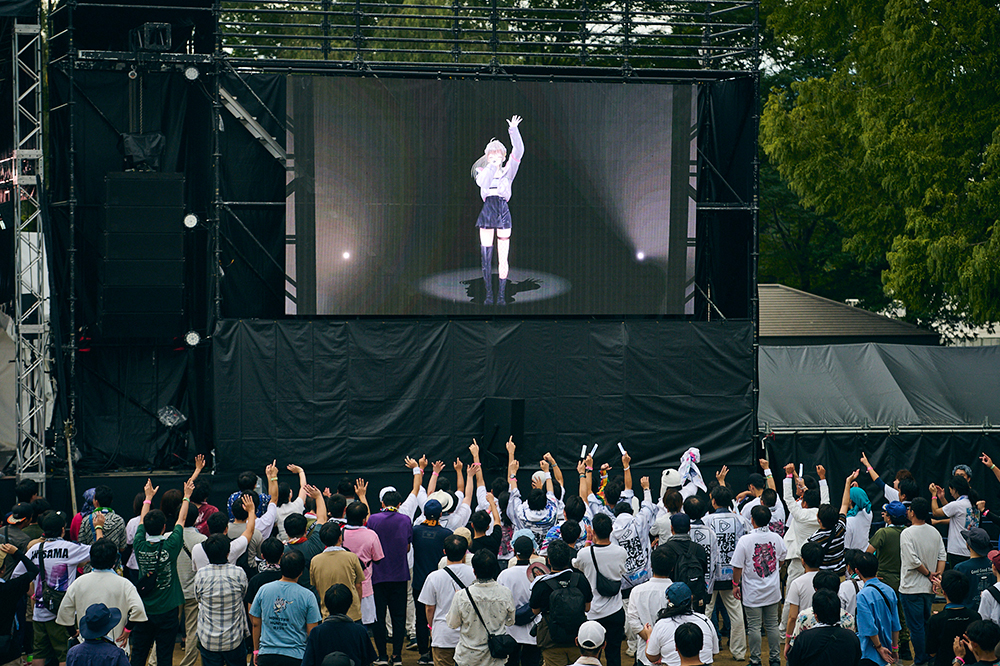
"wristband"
579,474,586,478
866,466,873,472
431,471,440,477
763,469,772,477
954,658,964,665
509,475,517,481
622,467,630,472
268,477,278,481
891,646,899,650
143,499,152,505
992,464,996,470
413,467,422,476
541,472,552,481
586,467,593,472
95,525,103,530
785,634,793,639
786,474,793,479
183,497,190,502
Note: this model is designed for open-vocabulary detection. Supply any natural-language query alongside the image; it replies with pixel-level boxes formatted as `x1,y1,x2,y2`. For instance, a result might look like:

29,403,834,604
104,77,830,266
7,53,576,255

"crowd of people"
2,443,1000,666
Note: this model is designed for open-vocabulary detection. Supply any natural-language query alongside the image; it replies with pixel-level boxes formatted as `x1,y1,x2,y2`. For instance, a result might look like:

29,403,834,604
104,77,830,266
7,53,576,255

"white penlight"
636,252,645,261
343,252,351,260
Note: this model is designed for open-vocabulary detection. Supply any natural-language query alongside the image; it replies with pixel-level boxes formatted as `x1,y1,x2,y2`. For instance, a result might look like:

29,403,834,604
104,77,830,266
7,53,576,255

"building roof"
758,284,938,343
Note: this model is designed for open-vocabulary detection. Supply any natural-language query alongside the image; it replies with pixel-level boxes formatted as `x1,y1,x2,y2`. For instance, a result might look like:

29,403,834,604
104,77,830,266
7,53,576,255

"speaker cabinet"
98,172,186,337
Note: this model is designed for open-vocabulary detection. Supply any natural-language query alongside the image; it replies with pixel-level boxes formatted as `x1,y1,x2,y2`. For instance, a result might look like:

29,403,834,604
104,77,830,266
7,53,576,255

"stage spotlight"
184,330,201,347
342,251,351,260
183,66,200,81
636,251,645,261
183,213,199,229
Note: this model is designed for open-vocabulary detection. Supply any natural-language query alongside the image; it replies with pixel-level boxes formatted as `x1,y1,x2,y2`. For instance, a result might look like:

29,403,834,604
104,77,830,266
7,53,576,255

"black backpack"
671,541,708,611
545,573,588,645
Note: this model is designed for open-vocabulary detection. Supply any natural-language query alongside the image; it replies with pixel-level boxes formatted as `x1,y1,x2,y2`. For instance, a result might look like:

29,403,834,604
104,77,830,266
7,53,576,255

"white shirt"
782,478,829,559
845,510,873,551
979,582,1000,625
625,577,672,665
942,496,975,557
13,539,92,622
573,543,627,620
418,563,475,649
839,575,860,616
497,563,538,645
56,569,148,641
899,523,947,594
274,497,305,542
645,612,719,666
740,497,787,536
703,510,749,583
784,571,817,617
731,527,786,607
612,491,657,589
126,515,140,570
191,534,249,571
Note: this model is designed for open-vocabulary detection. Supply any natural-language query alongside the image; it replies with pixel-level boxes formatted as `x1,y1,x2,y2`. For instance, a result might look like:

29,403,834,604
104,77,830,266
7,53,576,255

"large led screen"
286,77,697,315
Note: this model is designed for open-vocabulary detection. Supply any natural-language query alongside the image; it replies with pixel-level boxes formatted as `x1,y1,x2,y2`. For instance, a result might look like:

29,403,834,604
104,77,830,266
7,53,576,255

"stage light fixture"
636,252,645,261
183,213,199,229
183,66,200,81
184,330,202,347
342,251,351,260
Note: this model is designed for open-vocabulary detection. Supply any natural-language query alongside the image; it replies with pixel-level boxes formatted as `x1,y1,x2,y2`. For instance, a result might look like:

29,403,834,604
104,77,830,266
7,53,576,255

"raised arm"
454,458,466,497
355,479,370,511
508,456,520,492
506,116,524,182
265,460,279,505
307,485,327,525
577,459,590,502
841,470,859,516
463,464,477,506
427,460,445,496
716,465,729,489
176,479,195,528
759,458,776,491
188,454,206,485
982,453,1000,483
930,484,948,518
622,452,633,492
486,491,500,526
140,478,159,520
288,464,308,502
817,465,830,504
544,452,564,490
240,495,257,543
539,458,554,494
470,441,487,490
405,456,425,498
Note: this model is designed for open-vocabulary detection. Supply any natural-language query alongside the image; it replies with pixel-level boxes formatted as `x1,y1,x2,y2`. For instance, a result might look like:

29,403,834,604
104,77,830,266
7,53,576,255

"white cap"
577,620,606,649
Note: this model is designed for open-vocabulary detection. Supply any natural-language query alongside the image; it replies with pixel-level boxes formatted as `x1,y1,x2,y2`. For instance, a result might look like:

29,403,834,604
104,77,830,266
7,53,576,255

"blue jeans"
900,592,933,664
199,644,248,666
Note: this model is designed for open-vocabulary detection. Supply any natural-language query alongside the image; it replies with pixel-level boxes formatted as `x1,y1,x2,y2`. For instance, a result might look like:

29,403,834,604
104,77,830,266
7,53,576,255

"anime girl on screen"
471,115,523,305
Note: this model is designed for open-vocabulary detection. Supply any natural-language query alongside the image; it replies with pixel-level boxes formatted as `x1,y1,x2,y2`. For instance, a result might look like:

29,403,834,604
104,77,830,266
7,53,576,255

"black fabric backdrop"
213,319,754,475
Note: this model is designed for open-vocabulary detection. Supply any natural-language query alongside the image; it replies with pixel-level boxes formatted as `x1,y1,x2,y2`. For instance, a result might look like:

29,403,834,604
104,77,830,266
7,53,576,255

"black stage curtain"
213,318,754,476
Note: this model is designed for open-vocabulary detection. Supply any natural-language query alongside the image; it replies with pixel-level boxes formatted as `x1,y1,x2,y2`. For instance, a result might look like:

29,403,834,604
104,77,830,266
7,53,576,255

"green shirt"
134,523,185,615
868,524,905,590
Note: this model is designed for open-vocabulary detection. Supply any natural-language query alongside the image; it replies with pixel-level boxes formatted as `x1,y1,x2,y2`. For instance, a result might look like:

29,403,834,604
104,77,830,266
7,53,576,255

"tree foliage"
760,0,1000,325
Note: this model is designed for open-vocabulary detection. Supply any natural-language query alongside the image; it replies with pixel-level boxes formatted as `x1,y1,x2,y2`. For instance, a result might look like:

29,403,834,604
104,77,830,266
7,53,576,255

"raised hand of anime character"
507,115,522,128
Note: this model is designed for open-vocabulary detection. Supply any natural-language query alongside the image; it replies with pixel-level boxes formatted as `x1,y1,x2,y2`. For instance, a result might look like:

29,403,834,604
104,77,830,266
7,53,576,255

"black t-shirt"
470,528,502,557
786,626,862,666
926,605,978,666
412,523,452,593
245,570,283,607
285,526,325,589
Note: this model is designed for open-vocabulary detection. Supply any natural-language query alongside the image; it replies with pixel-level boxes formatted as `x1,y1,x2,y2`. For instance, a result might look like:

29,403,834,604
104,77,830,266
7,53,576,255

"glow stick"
798,463,803,477
590,443,599,458
617,442,627,455
580,445,588,460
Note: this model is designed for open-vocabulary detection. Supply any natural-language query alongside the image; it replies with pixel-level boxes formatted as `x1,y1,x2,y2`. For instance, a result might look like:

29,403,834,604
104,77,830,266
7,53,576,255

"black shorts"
476,195,512,229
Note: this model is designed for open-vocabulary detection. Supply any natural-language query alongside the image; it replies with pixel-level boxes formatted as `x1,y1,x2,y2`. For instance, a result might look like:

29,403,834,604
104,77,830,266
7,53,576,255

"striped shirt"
807,514,847,575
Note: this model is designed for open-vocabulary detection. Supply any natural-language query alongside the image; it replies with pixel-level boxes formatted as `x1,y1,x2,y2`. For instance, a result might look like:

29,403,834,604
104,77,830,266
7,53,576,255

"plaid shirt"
194,563,249,652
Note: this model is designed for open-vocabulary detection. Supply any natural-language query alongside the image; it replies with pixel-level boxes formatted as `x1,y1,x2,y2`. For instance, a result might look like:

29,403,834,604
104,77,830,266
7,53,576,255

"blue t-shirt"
250,580,323,658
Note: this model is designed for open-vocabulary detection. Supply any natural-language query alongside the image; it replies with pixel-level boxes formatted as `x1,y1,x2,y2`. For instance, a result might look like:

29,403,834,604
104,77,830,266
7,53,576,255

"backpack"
544,573,588,645
671,541,708,611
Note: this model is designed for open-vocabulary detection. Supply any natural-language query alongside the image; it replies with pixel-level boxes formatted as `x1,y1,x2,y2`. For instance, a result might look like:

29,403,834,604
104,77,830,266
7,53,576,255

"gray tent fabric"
759,343,1000,429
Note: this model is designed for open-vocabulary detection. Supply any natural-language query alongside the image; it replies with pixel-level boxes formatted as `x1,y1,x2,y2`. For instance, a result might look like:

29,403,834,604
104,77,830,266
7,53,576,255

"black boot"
497,278,507,306
481,245,494,305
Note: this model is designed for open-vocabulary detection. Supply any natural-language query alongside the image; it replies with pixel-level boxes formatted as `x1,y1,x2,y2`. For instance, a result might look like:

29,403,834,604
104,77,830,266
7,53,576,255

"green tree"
760,0,1000,325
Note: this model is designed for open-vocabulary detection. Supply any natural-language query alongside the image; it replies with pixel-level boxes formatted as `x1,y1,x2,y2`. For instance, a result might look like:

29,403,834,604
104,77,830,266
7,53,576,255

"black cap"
7,503,33,524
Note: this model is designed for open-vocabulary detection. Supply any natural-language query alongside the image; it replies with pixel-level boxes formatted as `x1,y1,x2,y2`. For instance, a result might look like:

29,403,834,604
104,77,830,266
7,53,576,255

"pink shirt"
343,525,385,598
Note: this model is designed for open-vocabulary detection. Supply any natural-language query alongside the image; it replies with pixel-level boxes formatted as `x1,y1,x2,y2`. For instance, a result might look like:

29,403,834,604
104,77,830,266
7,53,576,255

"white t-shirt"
899,523,947,594
126,515,141,570
274,497,305,542
497,564,538,645
839,575,860,616
573,543,627,620
731,527,786,607
625,577,672,665
845,510,873,551
979,582,1000,625
418,563,476,648
784,571,817,617
740,497,787,536
645,612,719,666
942,496,975,557
191,535,249,571
13,538,92,622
